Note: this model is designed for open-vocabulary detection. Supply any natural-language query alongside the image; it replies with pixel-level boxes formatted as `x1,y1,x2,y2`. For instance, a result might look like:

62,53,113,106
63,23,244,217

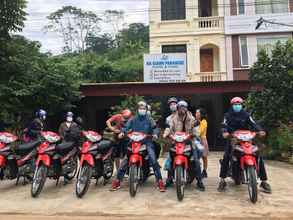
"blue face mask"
232,104,242,112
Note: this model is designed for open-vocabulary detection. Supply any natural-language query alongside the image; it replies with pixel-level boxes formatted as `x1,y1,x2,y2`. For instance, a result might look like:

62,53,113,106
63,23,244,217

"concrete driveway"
0,153,292,220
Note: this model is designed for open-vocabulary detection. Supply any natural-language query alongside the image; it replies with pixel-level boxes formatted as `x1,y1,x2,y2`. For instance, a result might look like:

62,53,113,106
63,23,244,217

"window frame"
239,35,249,67
161,0,186,21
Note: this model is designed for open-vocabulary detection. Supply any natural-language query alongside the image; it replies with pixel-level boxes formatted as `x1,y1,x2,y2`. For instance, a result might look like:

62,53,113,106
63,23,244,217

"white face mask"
66,117,73,122
138,109,147,116
170,104,177,112
42,115,46,120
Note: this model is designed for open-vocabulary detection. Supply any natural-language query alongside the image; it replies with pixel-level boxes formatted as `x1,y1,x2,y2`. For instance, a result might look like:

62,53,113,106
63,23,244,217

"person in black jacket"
217,97,271,193
27,109,47,140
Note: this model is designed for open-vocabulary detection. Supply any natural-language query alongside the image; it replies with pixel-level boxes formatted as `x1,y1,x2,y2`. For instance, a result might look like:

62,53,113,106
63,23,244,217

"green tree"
0,36,81,131
85,33,114,54
45,6,101,53
247,40,293,129
116,23,149,48
0,0,27,38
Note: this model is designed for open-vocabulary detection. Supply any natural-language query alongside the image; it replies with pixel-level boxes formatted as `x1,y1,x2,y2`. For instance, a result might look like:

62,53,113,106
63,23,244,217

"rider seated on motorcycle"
217,97,271,193
106,109,132,170
163,100,205,191
111,101,165,192
58,112,80,142
26,109,47,141
166,97,178,127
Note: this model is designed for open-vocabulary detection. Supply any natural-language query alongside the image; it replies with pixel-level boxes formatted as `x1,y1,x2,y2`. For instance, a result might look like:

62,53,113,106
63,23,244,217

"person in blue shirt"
111,101,165,192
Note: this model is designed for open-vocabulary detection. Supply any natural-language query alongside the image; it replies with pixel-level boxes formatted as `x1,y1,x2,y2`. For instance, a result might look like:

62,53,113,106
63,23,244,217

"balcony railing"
194,16,224,31
187,72,227,82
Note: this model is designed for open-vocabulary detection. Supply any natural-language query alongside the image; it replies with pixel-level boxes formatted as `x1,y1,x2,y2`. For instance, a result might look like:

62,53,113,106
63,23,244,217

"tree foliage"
0,36,81,130
45,6,101,53
0,0,27,38
247,40,293,129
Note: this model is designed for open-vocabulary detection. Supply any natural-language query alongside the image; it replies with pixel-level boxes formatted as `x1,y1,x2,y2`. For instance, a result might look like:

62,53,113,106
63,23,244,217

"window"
255,0,288,14
161,0,186,21
238,0,245,15
239,36,249,66
257,36,290,55
162,44,187,53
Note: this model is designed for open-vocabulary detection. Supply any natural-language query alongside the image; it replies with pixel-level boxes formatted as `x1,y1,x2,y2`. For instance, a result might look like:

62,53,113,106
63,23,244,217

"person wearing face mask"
58,112,78,141
166,97,178,127
111,101,165,192
217,97,271,193
27,109,47,140
163,100,205,191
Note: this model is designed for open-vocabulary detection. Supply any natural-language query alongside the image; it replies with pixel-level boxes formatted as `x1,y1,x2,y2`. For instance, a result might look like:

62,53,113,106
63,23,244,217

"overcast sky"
21,0,149,54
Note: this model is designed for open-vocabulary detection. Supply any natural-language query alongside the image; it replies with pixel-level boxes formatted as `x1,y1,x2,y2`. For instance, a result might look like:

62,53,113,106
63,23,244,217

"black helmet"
168,97,178,105
75,117,83,126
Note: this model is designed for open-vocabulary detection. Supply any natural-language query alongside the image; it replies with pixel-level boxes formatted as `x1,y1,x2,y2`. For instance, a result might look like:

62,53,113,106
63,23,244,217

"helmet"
168,97,178,105
177,100,188,108
75,117,83,126
36,109,47,118
137,101,147,108
230,97,244,105
121,109,132,119
66,111,74,117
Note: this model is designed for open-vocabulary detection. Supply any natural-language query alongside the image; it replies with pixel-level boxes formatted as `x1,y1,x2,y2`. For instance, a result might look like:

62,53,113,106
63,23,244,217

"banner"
144,53,187,83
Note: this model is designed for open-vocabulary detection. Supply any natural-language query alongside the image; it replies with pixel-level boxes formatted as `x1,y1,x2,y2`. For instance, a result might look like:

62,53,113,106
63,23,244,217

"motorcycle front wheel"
175,165,185,201
246,165,258,203
75,163,92,198
129,164,140,197
31,164,47,198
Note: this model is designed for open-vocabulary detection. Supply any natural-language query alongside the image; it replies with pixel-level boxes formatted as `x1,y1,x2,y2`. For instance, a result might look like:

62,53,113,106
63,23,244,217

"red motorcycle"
75,131,113,198
169,132,196,201
31,131,78,197
231,130,259,203
0,132,40,184
127,132,152,197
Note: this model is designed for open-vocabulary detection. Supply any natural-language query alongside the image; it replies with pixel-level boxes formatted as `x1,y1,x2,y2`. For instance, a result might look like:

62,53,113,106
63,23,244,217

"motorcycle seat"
16,140,41,155
97,140,112,151
56,141,75,152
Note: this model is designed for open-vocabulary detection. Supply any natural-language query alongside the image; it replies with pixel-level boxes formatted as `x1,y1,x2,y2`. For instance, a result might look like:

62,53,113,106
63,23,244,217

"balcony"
187,72,227,82
194,16,224,33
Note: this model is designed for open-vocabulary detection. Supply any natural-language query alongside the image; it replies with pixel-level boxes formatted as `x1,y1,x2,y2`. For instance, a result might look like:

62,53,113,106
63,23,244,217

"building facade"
149,0,293,82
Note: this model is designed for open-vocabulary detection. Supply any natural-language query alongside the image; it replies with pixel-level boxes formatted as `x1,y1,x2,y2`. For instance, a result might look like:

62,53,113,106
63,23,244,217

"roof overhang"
80,80,262,97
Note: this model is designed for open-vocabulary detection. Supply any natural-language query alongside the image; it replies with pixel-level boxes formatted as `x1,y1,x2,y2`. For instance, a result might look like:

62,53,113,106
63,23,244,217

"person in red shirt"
106,109,132,170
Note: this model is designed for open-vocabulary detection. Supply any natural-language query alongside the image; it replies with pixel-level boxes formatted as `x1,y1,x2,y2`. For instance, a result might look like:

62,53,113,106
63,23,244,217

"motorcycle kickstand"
15,176,20,186
103,178,108,186
56,177,60,186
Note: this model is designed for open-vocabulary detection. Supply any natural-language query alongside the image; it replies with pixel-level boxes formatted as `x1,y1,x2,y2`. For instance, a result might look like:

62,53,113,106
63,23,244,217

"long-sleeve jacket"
122,115,158,136
222,109,263,133
164,111,196,137
28,118,44,139
58,121,81,142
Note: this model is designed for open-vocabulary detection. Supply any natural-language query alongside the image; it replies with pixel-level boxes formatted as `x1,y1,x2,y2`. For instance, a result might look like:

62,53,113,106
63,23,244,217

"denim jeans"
117,140,162,182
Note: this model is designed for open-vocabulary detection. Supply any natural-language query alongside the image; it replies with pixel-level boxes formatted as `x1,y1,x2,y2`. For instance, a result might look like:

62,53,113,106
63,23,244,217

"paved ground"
0,152,292,220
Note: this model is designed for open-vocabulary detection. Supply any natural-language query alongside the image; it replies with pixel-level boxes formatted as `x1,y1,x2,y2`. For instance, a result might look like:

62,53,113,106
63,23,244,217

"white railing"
187,72,227,82
194,16,224,30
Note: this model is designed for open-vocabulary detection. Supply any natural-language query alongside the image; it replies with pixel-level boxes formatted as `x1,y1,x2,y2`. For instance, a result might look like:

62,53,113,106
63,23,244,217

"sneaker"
158,180,166,192
260,181,272,194
196,181,205,191
202,170,208,178
217,179,227,192
110,179,121,191
165,178,173,188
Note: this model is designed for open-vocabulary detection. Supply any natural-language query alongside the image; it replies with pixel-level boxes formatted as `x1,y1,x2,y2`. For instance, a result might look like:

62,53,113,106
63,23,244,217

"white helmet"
177,100,188,108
